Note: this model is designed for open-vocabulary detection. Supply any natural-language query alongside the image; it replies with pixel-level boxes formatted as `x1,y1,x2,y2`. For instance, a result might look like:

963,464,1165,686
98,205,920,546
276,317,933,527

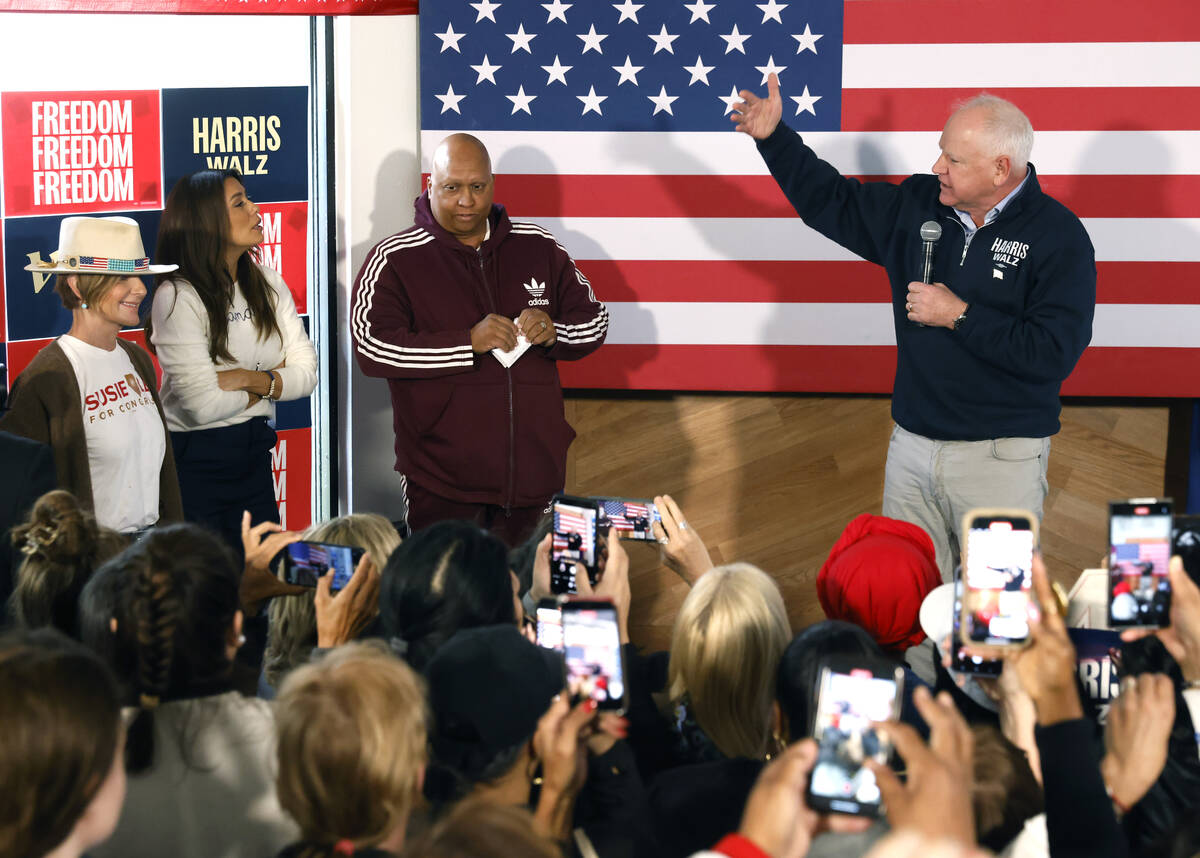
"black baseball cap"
426,625,565,777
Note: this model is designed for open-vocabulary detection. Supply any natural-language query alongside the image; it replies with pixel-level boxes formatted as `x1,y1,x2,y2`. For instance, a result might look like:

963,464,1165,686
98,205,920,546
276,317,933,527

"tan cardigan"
0,338,184,524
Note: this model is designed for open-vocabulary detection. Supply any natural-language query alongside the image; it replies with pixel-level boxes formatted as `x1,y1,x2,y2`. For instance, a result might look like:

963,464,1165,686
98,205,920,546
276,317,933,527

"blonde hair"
667,562,791,759
275,641,427,852
264,513,400,688
54,273,123,311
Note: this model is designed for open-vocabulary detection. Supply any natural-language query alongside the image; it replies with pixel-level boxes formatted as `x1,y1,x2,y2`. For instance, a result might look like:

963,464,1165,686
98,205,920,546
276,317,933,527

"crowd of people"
1,473,1198,858
0,88,1184,858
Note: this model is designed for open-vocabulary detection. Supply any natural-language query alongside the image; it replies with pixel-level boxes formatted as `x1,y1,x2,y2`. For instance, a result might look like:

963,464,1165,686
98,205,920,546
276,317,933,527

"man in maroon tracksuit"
351,134,608,546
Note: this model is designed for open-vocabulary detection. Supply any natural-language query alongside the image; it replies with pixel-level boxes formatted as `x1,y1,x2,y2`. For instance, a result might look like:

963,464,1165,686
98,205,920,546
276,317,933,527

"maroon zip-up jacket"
351,193,608,508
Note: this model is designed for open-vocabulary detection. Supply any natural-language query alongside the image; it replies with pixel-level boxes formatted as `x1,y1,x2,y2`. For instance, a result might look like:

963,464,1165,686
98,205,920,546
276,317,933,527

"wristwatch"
952,304,969,330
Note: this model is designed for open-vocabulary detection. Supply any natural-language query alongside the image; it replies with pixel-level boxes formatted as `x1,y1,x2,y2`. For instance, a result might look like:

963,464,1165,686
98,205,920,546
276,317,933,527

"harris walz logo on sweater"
990,237,1029,281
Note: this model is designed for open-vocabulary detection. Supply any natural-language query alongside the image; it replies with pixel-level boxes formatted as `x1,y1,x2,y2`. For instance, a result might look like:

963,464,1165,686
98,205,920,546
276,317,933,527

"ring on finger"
678,521,689,531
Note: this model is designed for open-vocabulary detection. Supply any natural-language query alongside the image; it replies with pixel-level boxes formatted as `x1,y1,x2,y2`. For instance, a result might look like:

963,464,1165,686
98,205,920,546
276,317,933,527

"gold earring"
764,731,784,761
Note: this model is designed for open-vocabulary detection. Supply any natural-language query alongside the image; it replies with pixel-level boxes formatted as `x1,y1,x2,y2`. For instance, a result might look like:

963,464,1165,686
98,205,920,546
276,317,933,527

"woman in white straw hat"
147,170,316,563
0,216,184,535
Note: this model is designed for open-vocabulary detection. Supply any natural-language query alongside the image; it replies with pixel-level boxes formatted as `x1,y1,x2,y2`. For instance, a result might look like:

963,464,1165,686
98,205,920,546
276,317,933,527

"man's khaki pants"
882,424,1050,583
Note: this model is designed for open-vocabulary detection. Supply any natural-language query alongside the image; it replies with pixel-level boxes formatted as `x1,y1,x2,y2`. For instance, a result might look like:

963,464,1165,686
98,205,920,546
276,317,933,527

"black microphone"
920,220,942,283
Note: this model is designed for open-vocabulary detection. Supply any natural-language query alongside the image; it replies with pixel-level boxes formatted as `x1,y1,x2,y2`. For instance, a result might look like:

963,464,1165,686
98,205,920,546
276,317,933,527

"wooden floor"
563,393,1168,653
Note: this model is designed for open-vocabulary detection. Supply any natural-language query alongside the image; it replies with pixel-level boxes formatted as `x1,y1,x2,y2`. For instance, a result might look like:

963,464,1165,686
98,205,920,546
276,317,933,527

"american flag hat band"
23,216,178,276
67,256,151,273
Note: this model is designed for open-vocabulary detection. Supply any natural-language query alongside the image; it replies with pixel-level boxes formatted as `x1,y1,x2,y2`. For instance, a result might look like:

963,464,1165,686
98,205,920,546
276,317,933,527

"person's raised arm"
314,552,381,648
1006,554,1082,726
731,74,907,268
531,695,596,843
869,686,978,847
1100,673,1175,813
651,493,714,586
576,530,630,644
1008,554,1127,858
238,510,305,615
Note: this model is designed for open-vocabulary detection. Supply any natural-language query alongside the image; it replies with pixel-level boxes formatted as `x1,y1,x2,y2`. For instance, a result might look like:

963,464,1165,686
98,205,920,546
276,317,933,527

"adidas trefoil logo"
524,277,549,306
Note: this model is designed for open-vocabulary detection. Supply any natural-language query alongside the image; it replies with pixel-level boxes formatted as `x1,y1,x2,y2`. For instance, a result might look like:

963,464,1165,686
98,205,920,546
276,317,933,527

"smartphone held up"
1108,498,1172,628
534,598,563,652
959,509,1037,651
550,494,602,595
561,598,626,713
950,575,1002,675
596,496,662,541
279,540,365,594
807,657,902,817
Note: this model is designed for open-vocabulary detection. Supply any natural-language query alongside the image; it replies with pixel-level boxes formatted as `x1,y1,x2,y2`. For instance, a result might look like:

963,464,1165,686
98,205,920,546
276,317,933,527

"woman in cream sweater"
149,170,316,559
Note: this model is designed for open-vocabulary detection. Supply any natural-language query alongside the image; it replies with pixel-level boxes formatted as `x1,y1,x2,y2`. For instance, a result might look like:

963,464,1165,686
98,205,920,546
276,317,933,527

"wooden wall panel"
563,393,1168,653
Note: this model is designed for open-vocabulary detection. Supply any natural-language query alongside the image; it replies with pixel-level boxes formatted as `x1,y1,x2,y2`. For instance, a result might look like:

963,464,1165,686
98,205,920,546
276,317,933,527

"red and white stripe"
422,0,1200,395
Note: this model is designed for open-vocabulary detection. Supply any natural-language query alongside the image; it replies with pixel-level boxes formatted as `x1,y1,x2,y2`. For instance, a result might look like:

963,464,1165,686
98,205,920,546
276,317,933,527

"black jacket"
757,121,1095,441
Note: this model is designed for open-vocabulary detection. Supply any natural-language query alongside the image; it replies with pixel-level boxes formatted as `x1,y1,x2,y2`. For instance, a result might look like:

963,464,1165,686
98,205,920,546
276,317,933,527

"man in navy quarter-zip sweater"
735,76,1095,579
351,134,608,546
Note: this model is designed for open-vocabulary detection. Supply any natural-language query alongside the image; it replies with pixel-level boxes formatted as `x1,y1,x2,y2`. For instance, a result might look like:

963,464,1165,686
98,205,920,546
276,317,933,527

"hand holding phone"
314,551,381,649
806,657,903,817
651,493,714,585
1007,553,1084,725
280,540,366,594
574,529,631,645
867,686,977,845
738,741,872,857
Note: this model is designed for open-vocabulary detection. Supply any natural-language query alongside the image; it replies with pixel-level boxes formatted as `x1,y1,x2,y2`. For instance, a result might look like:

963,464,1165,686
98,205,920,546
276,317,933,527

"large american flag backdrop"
420,0,1200,396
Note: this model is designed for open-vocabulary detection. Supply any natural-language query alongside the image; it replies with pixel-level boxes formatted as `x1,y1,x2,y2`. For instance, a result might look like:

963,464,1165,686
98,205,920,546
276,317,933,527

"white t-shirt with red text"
58,335,165,532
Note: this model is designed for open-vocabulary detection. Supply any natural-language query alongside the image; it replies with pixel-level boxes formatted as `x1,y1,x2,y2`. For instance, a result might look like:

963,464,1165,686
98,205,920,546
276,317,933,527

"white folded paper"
491,328,531,368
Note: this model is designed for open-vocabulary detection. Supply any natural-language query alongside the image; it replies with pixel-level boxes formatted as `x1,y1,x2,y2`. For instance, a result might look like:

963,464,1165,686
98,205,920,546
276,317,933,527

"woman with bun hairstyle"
9,489,129,637
0,628,126,858
148,170,316,557
0,216,183,535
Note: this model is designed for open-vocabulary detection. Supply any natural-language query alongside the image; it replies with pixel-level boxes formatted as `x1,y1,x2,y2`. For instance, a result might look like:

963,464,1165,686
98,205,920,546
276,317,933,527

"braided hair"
109,523,241,774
